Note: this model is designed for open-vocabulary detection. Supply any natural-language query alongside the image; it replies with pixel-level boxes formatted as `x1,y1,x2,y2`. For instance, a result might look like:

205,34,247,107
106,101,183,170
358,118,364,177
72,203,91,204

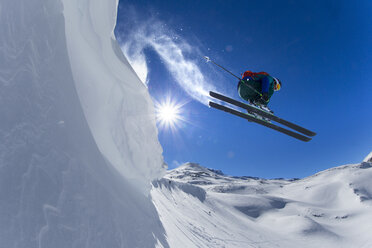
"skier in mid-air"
237,70,281,106
205,56,316,141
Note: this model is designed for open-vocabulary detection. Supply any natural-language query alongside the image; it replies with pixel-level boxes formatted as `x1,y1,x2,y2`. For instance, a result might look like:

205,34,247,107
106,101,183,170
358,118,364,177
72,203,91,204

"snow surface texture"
152,157,372,248
0,0,167,247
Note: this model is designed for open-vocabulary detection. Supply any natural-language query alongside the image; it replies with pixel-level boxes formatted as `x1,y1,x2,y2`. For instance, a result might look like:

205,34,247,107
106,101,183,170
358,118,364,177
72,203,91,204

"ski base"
209,91,316,137
209,102,311,142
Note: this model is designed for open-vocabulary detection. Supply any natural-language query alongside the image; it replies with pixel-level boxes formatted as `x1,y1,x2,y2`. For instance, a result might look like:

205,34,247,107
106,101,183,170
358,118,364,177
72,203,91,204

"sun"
158,105,179,122
155,96,186,132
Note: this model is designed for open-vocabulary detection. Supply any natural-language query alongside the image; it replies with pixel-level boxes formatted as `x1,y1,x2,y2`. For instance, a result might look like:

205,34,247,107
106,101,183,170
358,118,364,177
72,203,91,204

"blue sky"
115,0,372,178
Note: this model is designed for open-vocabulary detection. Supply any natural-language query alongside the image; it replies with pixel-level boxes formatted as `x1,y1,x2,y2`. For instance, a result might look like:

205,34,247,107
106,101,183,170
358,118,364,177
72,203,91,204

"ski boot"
258,104,274,114
251,102,272,123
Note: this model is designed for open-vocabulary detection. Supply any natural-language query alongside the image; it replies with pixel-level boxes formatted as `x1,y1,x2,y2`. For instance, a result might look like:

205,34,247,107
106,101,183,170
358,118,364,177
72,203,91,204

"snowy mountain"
364,151,372,163
151,159,372,248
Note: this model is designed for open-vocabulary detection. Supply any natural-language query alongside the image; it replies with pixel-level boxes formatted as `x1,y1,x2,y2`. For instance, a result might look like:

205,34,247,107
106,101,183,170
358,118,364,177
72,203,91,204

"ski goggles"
274,82,281,91
274,78,281,91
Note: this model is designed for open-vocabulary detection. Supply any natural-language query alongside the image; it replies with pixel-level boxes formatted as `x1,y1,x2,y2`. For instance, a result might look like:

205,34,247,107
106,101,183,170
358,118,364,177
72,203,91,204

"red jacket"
242,70,269,79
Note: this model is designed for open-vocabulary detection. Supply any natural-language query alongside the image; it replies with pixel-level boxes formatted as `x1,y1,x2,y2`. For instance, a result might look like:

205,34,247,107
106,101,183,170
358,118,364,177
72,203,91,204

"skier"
205,56,316,141
237,70,281,106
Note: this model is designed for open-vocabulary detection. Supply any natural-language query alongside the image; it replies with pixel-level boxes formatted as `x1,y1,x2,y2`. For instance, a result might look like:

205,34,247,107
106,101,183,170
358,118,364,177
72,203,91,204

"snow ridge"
0,0,167,247
62,0,165,193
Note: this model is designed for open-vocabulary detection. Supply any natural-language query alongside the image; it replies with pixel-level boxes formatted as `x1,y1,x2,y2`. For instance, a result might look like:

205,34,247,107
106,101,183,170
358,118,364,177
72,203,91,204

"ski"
209,91,316,137
209,102,312,142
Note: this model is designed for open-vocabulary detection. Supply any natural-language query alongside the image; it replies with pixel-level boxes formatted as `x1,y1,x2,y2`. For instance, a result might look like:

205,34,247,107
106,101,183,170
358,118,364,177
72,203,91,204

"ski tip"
209,91,218,97
308,131,317,137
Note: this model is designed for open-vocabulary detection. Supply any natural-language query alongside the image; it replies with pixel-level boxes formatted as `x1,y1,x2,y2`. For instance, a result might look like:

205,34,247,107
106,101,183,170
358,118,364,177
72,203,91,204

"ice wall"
0,0,167,247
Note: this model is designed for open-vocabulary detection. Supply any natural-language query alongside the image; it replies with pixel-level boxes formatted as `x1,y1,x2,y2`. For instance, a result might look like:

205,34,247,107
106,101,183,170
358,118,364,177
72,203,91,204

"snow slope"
152,157,372,248
0,0,167,247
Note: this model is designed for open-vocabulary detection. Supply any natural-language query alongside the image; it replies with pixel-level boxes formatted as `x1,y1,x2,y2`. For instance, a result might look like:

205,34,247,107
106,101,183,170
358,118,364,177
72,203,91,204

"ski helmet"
273,77,281,91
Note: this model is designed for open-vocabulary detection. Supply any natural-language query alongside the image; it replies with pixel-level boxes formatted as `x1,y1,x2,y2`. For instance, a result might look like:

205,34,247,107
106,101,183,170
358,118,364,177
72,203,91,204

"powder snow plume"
117,15,218,105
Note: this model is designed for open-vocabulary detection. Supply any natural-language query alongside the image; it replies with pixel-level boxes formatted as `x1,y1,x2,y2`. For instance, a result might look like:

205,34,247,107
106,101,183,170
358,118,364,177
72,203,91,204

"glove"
261,93,269,102
256,93,269,105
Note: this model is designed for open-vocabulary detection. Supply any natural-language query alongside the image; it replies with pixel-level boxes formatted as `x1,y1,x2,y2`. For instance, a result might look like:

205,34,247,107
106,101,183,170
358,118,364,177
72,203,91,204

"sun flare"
155,96,186,132
158,105,178,122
